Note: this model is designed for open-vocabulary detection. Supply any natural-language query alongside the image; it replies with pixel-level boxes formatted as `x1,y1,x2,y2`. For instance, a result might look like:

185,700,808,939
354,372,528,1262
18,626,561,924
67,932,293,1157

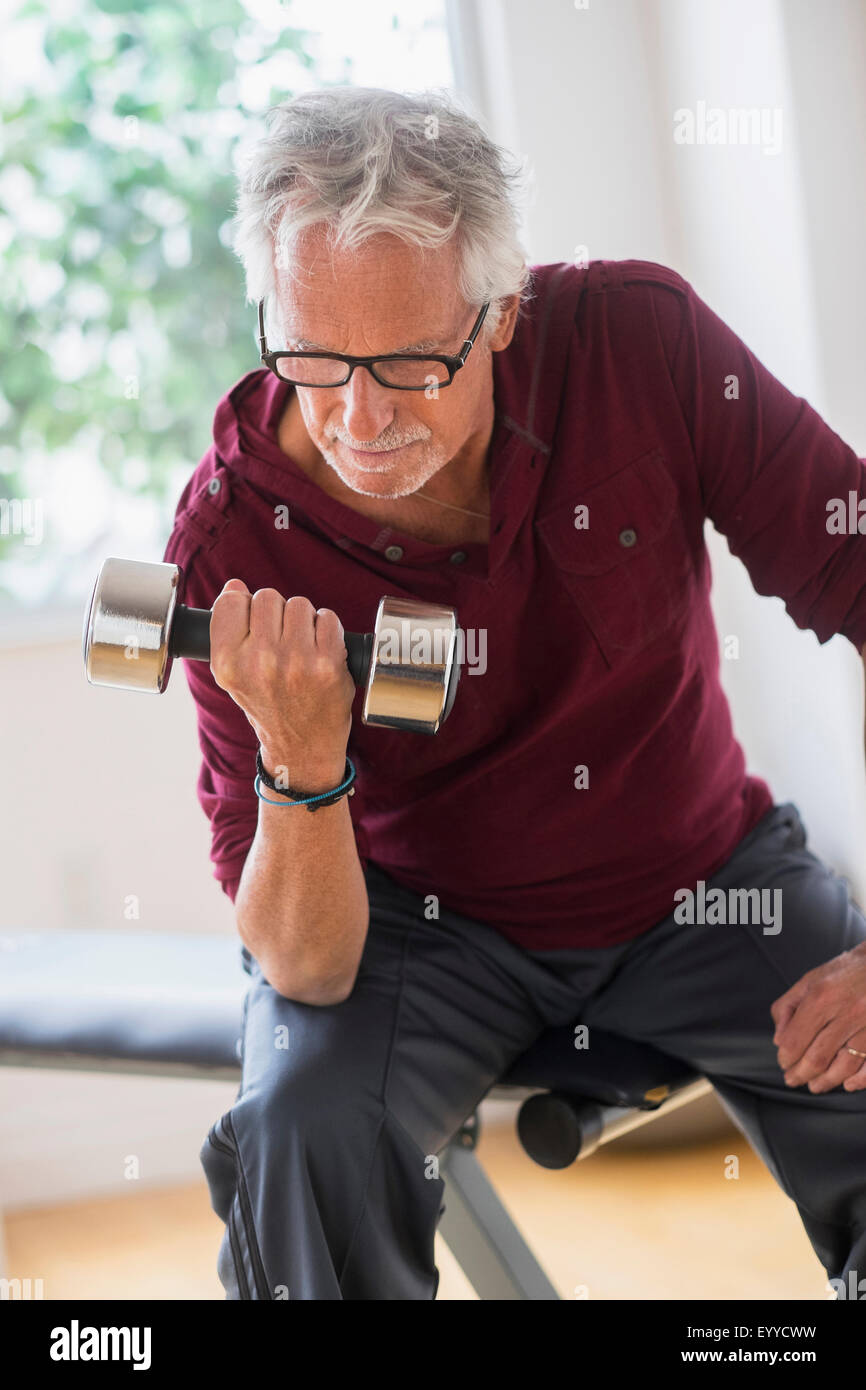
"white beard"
317,435,452,499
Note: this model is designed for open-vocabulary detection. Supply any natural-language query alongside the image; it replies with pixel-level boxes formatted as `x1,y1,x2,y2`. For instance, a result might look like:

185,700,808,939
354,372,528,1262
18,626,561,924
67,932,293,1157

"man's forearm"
235,752,369,1005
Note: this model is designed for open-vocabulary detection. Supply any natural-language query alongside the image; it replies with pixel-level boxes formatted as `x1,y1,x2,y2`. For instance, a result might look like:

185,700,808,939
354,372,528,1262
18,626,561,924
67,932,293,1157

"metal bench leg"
437,1113,560,1300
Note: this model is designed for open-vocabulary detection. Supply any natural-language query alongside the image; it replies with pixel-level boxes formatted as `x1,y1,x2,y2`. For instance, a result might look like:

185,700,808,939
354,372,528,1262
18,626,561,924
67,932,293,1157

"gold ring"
846,1047,866,1059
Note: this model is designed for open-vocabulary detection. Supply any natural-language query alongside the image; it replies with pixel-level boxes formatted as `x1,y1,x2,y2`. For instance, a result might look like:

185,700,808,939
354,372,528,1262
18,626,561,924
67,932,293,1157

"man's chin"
345,474,420,500
322,448,429,498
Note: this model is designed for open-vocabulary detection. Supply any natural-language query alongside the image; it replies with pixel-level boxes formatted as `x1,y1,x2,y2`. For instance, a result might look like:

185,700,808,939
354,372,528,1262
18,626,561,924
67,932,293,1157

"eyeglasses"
257,298,490,390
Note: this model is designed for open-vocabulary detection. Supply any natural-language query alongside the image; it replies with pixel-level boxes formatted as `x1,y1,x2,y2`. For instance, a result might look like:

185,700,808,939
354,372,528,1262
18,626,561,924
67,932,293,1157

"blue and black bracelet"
254,747,356,811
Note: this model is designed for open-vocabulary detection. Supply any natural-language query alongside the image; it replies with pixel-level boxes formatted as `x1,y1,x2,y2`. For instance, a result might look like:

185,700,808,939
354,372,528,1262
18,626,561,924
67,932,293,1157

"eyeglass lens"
273,356,452,388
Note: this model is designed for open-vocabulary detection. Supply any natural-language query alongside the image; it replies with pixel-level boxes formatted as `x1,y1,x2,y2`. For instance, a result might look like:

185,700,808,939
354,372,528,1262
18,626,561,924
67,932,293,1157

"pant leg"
199,860,628,1301
570,801,866,1284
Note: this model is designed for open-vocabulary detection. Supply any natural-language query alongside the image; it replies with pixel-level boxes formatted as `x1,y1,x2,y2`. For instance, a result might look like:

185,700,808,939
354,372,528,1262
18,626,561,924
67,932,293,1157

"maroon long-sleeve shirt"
163,259,866,950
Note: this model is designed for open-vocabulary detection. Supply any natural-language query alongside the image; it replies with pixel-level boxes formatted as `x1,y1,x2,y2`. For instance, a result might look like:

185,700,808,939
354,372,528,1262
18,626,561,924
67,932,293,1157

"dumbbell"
82,557,462,735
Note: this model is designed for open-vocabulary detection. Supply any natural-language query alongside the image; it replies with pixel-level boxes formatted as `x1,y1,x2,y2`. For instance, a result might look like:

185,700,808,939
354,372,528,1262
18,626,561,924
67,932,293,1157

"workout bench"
0,928,710,1300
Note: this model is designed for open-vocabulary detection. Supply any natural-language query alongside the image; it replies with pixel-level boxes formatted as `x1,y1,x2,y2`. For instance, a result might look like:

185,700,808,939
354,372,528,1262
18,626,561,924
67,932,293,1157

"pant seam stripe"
224,1109,271,1299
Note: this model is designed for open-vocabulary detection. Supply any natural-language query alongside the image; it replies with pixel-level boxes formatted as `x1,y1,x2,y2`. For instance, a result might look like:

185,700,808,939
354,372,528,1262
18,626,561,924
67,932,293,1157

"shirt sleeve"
647,274,866,652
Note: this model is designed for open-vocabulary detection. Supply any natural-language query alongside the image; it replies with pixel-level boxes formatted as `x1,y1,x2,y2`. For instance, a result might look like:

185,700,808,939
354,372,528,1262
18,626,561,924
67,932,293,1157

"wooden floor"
5,1111,828,1301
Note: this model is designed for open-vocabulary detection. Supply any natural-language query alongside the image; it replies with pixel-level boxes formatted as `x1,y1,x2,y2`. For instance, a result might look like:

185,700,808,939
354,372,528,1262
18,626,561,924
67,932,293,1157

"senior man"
164,86,866,1300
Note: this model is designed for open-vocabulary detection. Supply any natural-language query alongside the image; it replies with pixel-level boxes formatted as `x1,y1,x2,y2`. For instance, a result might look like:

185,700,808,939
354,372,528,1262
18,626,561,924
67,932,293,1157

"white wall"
0,620,237,936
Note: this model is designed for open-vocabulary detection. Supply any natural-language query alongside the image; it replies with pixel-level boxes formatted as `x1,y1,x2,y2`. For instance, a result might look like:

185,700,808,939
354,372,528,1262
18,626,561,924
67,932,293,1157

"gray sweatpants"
200,801,866,1299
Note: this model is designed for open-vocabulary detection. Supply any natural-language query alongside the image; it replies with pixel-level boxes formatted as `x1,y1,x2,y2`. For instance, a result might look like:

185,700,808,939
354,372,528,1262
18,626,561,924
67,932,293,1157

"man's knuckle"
248,647,279,678
211,651,236,684
314,651,340,676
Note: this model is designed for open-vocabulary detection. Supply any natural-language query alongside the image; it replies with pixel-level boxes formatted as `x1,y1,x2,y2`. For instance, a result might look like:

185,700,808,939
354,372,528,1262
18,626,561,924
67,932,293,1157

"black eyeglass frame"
256,298,490,390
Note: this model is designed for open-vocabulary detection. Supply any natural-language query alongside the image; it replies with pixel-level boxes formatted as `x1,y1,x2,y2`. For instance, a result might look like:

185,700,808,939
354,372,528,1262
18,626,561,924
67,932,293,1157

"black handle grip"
170,604,375,686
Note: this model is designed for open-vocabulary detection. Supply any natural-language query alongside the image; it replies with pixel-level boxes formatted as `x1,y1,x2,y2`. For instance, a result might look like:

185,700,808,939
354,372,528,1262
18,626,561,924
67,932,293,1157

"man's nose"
339,364,398,441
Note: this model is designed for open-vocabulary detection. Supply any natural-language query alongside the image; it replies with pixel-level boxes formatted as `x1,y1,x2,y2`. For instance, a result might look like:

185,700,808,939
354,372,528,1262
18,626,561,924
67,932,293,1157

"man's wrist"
258,746,348,796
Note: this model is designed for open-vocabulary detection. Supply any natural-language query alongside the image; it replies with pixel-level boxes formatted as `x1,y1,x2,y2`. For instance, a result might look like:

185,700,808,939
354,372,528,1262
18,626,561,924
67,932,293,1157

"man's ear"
487,293,523,351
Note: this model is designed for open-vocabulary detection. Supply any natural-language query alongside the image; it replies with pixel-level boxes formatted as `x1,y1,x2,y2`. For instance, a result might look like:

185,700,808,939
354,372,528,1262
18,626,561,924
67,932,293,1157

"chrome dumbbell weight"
82,557,462,735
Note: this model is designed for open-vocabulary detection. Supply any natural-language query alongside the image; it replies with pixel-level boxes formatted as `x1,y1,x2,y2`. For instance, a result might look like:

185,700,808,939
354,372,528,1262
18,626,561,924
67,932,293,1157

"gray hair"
231,86,533,340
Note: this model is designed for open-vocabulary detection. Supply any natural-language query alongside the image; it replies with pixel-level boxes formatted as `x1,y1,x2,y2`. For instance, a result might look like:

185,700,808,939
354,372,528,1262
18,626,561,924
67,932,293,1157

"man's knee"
239,993,382,1146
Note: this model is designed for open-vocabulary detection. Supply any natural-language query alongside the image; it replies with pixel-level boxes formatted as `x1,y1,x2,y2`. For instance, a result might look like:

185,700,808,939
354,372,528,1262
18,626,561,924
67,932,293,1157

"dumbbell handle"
171,603,376,686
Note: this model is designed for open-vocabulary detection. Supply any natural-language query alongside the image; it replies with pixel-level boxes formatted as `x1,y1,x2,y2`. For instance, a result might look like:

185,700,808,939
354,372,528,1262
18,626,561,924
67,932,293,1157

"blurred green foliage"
0,0,317,535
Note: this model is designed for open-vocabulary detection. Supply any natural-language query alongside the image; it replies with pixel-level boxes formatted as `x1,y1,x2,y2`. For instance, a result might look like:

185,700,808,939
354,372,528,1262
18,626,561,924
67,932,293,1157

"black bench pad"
0,931,699,1105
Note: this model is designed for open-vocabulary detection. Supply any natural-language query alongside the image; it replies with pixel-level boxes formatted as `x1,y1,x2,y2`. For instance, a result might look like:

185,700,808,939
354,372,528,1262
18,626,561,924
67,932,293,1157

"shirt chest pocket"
536,448,693,665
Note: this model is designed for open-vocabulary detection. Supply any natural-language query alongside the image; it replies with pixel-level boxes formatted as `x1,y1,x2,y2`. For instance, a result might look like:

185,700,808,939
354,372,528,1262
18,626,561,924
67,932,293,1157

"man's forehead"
276,293,462,353
273,229,463,350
